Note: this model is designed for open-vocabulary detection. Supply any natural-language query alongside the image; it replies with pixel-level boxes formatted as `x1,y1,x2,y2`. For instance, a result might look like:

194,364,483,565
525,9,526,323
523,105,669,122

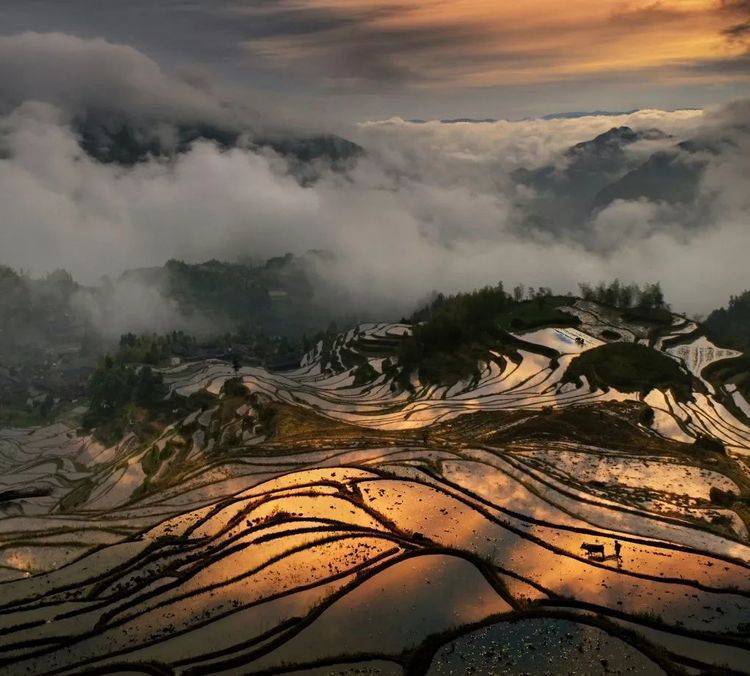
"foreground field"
1,302,750,674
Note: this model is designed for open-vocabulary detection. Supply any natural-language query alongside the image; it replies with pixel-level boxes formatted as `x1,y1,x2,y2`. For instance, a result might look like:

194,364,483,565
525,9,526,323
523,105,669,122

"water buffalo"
580,542,605,557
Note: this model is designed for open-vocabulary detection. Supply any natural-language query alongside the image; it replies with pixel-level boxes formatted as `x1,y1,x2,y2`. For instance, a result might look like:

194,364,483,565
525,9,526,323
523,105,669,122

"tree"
120,333,137,348
83,359,166,436
85,360,133,424
578,283,594,301
39,394,55,419
637,282,667,310
618,284,634,309
133,366,166,407
705,290,750,351
603,279,620,307
639,406,655,427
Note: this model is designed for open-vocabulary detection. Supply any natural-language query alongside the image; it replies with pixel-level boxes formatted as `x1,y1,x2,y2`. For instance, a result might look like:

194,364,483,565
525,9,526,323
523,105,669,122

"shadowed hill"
563,342,694,401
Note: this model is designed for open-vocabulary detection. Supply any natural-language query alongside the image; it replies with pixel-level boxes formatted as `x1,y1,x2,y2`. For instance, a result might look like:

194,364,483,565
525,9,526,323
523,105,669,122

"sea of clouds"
1,32,748,327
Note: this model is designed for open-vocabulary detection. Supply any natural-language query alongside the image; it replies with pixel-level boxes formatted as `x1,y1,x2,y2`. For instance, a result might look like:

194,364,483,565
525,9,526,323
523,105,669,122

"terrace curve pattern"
2,301,750,674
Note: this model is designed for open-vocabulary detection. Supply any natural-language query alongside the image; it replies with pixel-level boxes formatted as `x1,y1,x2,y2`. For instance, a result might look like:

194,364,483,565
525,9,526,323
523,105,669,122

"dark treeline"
0,266,93,426
157,259,275,325
413,284,561,323
410,283,517,326
705,290,750,352
117,332,196,365
578,280,667,311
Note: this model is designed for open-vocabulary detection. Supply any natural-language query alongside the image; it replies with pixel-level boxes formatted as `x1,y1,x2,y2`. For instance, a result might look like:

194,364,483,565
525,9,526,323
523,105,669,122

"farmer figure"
614,540,622,560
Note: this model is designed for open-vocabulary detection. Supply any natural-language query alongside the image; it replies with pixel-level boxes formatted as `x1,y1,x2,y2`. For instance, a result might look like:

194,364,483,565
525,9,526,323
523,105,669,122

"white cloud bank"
0,32,749,322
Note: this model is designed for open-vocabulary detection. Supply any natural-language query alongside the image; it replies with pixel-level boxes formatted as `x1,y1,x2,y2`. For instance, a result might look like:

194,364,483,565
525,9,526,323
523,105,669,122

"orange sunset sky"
244,0,750,85
2,1,749,118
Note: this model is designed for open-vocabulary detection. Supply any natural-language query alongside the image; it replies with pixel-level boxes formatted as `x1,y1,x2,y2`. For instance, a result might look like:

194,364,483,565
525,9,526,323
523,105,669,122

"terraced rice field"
1,303,750,674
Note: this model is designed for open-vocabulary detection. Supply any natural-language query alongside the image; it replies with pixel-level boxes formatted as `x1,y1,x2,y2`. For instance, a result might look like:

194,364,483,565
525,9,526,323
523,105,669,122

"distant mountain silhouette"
541,110,639,119
74,116,363,171
512,125,715,242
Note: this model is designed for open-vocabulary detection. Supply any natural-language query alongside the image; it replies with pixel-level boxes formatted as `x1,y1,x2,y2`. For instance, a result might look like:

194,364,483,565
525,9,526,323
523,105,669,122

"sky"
0,3,749,322
1,1,749,122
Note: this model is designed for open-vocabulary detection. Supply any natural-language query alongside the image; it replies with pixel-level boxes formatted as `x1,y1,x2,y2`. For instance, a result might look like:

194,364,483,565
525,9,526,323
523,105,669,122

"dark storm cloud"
0,32,227,121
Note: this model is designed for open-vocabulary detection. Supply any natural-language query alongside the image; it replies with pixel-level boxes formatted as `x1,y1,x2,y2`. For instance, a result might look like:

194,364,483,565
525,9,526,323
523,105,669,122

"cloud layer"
1,33,749,327
0,32,229,123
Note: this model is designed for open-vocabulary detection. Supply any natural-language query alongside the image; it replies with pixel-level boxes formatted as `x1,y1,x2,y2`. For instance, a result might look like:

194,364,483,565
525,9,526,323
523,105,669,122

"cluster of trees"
121,256,346,339
0,266,30,324
82,356,168,442
117,331,196,365
81,323,306,441
705,290,750,352
227,327,299,367
161,259,273,324
410,284,511,326
578,280,667,311
511,285,556,303
399,284,513,386
0,267,93,423
81,331,182,442
397,283,576,386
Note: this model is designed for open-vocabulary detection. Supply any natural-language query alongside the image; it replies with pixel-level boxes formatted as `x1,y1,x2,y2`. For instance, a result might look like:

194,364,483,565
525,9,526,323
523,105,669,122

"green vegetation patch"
116,331,196,365
563,342,693,400
496,297,579,331
352,363,378,387
705,290,750,352
0,405,52,428
621,306,673,325
578,280,668,314
82,358,169,444
398,285,577,386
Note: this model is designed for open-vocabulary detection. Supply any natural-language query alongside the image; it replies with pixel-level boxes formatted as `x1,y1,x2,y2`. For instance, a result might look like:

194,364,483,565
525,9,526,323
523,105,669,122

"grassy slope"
563,342,693,400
